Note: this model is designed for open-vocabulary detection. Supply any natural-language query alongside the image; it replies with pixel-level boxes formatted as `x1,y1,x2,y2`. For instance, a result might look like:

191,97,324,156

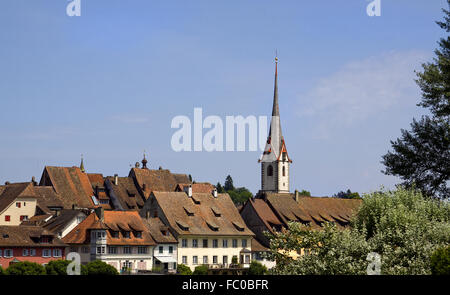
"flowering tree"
267,188,450,275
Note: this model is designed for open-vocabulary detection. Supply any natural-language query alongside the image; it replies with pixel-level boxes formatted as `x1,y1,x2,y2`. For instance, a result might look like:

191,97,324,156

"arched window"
267,165,273,177
282,166,286,176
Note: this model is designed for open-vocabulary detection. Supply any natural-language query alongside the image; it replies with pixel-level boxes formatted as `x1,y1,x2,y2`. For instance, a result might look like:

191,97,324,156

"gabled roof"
246,198,283,234
38,209,87,235
105,176,144,210
63,211,155,246
175,183,215,193
0,226,66,247
130,168,190,198
259,193,362,228
39,166,97,209
141,217,177,244
0,182,36,213
33,186,64,213
151,191,254,236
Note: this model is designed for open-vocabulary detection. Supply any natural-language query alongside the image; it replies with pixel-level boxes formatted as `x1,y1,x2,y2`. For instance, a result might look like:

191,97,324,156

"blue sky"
0,0,447,196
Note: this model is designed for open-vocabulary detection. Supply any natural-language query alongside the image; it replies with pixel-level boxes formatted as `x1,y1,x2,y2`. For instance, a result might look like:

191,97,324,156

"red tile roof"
63,211,155,246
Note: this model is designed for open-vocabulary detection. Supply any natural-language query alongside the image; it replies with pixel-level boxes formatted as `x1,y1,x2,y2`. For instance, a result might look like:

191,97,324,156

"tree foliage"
218,175,253,205
192,265,209,275
267,187,450,275
430,245,450,275
5,261,46,275
45,259,88,275
333,189,361,199
382,2,450,199
298,190,311,197
248,261,268,275
85,260,118,275
177,264,192,275
224,175,235,191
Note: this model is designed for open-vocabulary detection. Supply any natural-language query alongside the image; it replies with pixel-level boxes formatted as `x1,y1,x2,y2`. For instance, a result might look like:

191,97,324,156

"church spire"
272,55,280,117
80,154,85,173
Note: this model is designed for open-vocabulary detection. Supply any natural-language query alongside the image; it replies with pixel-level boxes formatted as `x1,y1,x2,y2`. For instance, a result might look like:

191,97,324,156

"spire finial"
141,150,148,169
80,154,85,173
275,49,278,63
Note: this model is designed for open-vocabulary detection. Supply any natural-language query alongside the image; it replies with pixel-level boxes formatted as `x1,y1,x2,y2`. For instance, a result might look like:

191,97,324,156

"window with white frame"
53,249,62,257
30,249,36,256
138,246,148,254
203,256,208,264
181,239,187,248
192,256,198,265
182,256,187,264
42,249,51,257
158,246,163,254
192,239,198,248
213,256,218,264
22,249,29,256
242,239,247,248
123,246,132,254
108,246,117,254
232,239,238,248
222,239,228,248
212,239,218,248
169,246,173,254
4,249,13,258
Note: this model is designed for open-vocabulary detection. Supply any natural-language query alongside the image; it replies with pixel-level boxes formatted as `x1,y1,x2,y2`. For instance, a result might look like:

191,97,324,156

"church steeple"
259,56,292,194
80,154,85,173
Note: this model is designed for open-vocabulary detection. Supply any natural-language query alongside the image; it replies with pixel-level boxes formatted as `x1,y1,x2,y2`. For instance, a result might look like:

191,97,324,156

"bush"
0,266,4,275
431,246,450,275
177,264,192,275
193,265,209,275
85,260,118,275
45,259,88,275
248,261,268,275
5,261,46,275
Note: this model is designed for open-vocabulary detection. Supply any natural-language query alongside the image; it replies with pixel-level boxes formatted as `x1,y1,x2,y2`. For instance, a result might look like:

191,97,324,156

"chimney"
213,188,218,198
54,210,61,217
31,176,37,186
114,174,118,185
95,207,104,222
184,184,192,198
294,190,300,202
146,210,150,220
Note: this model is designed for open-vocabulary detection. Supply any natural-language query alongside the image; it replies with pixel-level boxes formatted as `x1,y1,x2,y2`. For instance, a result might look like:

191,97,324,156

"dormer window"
134,231,142,238
123,231,131,239
110,230,119,238
40,236,50,244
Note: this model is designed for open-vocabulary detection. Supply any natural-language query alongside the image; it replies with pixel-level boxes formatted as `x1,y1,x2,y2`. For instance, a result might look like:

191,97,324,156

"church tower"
259,57,292,193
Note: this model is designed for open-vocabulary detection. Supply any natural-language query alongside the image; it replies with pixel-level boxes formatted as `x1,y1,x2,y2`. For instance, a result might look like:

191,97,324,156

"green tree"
333,189,361,199
430,245,450,275
45,259,88,275
248,261,268,275
298,190,311,197
224,175,235,191
267,187,450,275
192,265,209,275
216,182,225,193
86,260,118,275
382,2,450,199
177,264,192,275
228,187,253,205
5,261,46,275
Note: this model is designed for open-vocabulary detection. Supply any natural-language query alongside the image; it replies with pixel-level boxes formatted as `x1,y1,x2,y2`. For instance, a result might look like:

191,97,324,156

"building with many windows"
0,225,66,268
63,208,156,273
140,189,254,271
